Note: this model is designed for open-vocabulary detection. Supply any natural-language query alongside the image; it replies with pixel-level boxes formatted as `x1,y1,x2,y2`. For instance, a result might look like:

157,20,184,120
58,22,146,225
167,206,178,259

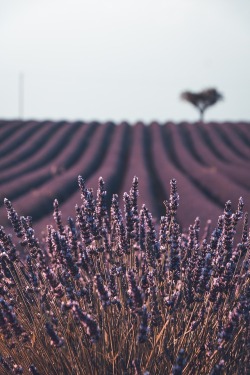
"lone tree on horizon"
181,88,223,122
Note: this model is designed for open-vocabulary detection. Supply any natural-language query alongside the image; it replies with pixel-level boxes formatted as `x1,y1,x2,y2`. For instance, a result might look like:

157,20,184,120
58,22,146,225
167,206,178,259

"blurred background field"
0,120,249,237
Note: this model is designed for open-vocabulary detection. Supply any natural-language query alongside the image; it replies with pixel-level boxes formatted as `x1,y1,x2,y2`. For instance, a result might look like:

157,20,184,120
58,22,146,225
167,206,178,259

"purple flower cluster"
0,176,249,374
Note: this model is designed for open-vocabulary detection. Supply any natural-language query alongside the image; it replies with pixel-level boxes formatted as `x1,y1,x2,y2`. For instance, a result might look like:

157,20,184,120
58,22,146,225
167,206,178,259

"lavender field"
0,120,249,235
0,120,250,374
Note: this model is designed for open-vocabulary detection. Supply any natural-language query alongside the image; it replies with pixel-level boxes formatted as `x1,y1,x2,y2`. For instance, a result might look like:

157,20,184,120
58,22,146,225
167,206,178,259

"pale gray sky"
0,0,250,122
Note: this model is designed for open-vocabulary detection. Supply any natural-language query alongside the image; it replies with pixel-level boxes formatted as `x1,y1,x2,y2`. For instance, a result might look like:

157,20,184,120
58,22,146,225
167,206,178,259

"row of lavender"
0,121,249,235
0,176,249,374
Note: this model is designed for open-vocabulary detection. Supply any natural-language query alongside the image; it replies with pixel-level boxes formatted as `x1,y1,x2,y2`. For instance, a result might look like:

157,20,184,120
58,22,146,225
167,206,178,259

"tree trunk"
199,109,204,122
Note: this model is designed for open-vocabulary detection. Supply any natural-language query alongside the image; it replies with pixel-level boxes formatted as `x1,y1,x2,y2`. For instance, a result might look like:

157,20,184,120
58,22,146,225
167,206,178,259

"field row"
0,120,249,235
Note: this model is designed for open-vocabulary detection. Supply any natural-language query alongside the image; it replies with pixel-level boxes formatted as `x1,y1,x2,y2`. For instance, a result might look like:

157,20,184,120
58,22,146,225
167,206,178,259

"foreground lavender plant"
0,177,249,375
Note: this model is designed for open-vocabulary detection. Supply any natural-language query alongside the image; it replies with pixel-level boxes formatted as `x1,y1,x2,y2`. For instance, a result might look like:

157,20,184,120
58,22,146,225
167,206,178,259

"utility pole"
19,72,24,119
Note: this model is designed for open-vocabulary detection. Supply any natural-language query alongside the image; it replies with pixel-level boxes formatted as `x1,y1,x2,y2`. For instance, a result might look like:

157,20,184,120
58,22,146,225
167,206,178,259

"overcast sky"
0,0,250,123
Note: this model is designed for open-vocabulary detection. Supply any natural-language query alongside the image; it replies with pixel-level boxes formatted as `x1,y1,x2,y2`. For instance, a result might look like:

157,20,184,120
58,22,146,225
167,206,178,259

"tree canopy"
181,88,223,122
